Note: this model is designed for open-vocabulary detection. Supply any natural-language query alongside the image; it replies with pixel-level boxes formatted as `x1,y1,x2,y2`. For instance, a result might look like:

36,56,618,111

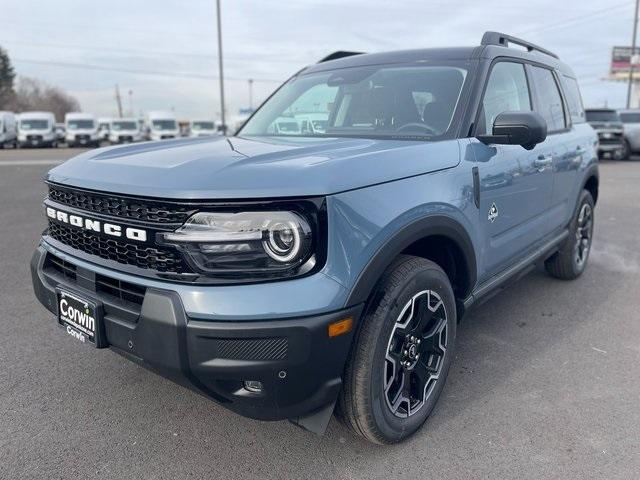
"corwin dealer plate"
56,289,101,345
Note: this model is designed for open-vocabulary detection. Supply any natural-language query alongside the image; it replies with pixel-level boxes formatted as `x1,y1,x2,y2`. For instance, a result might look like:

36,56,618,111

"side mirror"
477,111,547,150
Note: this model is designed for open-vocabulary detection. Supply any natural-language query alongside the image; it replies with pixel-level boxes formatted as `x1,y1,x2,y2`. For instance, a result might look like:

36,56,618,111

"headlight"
158,210,318,278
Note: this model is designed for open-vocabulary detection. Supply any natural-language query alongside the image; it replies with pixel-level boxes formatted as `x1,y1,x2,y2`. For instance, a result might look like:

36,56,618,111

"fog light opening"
243,380,263,393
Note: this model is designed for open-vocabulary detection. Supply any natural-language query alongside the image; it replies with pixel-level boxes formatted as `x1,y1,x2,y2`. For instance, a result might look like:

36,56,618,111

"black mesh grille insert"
216,338,288,361
48,185,195,224
47,221,189,274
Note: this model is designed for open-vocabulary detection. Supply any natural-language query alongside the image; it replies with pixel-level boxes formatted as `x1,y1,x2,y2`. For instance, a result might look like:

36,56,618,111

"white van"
108,118,143,144
65,112,100,147
146,111,179,141
17,111,57,148
0,111,17,148
189,119,217,137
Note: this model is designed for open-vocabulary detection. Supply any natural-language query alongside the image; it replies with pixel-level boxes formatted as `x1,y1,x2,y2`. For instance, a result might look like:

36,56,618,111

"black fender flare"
345,215,477,307
580,164,599,203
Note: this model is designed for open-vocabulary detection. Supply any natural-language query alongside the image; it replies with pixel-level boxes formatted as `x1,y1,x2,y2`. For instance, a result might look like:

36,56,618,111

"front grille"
75,134,90,141
46,254,77,281
43,253,146,322
48,185,195,224
216,338,288,361
27,135,43,142
47,220,189,274
95,274,145,306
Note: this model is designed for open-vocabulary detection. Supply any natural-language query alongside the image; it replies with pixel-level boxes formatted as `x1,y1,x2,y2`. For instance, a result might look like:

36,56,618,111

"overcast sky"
1,0,636,119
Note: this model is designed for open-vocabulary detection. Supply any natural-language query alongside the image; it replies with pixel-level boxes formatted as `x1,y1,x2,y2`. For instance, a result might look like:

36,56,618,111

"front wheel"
545,190,595,280
338,256,456,444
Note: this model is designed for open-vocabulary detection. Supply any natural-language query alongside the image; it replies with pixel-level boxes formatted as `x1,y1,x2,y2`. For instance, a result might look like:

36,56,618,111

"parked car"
65,113,100,148
0,111,18,148
189,120,217,137
585,108,626,160
146,111,179,141
17,111,57,148
32,32,598,444
618,109,640,157
108,118,143,144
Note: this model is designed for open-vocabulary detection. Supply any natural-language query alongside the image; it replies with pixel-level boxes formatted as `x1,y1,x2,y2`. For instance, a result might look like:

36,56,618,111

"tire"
545,190,595,280
622,141,631,160
337,255,456,444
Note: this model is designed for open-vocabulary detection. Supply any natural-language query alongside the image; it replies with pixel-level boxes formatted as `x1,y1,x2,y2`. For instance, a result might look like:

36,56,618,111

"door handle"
534,155,553,170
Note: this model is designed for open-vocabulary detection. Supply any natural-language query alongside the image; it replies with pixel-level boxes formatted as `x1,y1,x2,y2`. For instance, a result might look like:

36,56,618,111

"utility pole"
128,90,133,117
216,0,226,133
114,84,123,118
627,0,640,108
248,78,254,110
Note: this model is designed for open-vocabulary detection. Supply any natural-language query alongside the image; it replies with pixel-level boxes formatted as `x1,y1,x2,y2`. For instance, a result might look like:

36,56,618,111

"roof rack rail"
318,51,365,63
481,31,559,59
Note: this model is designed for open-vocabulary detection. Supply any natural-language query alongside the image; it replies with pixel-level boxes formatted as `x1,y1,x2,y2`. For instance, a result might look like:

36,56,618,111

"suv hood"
47,136,461,199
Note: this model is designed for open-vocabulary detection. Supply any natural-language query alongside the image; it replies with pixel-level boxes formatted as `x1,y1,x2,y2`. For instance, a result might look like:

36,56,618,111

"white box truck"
108,118,143,144
0,111,17,148
65,112,100,148
146,111,179,141
17,112,57,148
188,119,217,137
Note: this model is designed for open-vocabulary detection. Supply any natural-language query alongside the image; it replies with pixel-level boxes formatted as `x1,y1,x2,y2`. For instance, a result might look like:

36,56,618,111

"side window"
480,62,531,134
529,66,566,132
561,76,586,124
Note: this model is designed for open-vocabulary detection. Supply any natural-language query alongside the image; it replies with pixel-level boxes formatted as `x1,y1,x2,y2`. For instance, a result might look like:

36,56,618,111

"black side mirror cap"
477,111,548,150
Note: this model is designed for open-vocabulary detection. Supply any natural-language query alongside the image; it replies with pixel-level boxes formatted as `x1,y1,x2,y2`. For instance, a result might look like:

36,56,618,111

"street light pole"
627,0,640,108
248,78,253,110
216,0,226,133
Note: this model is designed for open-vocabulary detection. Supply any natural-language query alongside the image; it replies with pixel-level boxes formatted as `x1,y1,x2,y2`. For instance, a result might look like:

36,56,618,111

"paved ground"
0,148,639,480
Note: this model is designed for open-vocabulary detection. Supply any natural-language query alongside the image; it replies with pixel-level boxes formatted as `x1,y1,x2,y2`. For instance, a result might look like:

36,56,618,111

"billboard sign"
611,46,640,74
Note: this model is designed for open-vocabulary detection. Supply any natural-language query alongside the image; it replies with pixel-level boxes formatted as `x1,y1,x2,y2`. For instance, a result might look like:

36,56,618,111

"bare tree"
12,77,81,121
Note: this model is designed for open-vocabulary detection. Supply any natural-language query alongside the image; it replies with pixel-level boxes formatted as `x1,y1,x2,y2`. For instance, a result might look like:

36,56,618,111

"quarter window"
529,66,566,132
480,62,531,135
561,76,585,124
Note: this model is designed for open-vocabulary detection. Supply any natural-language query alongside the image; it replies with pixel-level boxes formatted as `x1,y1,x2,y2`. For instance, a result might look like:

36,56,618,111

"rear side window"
480,62,531,135
529,66,566,132
561,76,585,124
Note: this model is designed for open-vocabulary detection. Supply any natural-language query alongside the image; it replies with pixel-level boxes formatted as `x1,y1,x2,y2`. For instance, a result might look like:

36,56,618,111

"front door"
473,61,554,281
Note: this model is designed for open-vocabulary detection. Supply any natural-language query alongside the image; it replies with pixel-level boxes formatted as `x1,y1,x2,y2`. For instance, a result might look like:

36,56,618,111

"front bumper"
31,244,361,421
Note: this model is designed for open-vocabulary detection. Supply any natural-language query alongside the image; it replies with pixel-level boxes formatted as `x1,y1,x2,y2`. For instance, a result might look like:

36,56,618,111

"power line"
1,39,309,66
12,58,283,83
521,1,634,36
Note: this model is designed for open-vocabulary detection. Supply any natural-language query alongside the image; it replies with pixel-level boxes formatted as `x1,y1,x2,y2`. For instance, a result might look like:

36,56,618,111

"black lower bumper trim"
31,245,362,421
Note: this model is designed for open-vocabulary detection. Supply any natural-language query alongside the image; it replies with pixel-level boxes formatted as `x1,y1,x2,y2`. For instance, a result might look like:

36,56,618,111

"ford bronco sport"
31,32,598,444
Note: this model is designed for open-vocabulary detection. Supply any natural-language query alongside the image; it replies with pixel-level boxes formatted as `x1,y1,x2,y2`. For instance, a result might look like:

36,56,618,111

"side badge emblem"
488,203,499,223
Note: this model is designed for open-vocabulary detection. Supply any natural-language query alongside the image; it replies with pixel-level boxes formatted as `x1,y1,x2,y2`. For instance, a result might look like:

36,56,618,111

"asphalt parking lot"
1,148,639,480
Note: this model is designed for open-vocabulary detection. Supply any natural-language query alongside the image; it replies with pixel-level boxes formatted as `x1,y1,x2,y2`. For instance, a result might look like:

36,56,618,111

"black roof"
305,31,575,78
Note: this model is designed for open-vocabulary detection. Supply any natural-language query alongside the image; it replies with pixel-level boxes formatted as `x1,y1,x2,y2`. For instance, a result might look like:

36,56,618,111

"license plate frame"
56,288,107,348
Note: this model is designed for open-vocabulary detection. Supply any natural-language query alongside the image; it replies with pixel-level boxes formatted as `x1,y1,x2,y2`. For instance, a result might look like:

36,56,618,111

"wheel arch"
345,215,477,312
582,166,599,205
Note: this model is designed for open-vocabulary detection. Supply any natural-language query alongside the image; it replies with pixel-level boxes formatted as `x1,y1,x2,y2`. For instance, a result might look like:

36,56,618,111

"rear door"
527,65,574,232
472,60,554,280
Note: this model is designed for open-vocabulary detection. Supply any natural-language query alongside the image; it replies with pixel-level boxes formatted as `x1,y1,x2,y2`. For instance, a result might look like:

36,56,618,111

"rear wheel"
545,190,594,280
338,256,456,444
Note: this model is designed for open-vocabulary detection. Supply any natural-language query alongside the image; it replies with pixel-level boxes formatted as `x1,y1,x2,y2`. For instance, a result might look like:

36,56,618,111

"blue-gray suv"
31,32,599,444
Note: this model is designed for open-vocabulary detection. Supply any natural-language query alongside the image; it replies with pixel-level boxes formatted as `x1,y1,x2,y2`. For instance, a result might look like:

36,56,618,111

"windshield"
68,119,95,130
239,63,468,140
152,120,177,130
192,121,215,130
20,119,49,130
112,121,138,131
620,112,640,123
585,110,620,123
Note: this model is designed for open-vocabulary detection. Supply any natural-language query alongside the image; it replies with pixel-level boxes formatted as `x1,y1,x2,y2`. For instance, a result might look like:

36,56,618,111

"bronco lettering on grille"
46,206,148,242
